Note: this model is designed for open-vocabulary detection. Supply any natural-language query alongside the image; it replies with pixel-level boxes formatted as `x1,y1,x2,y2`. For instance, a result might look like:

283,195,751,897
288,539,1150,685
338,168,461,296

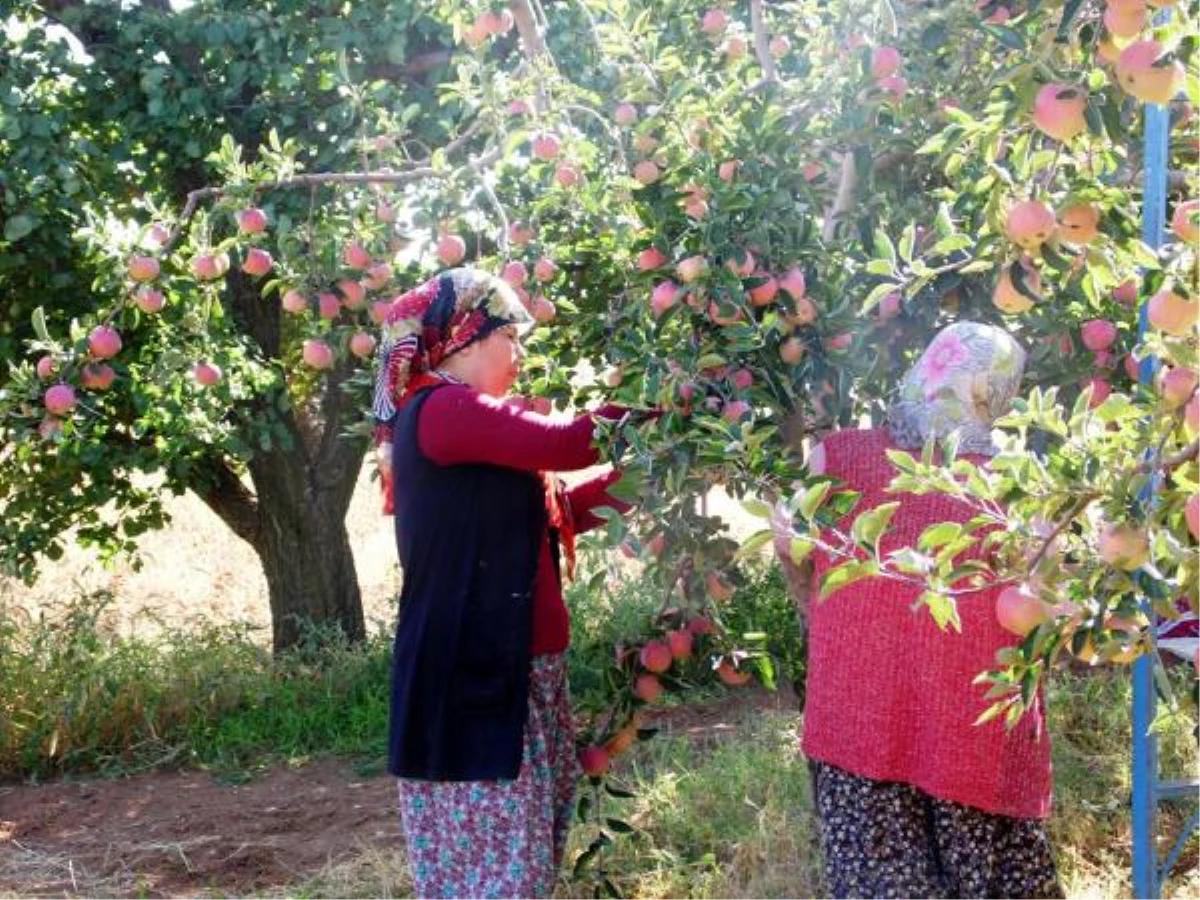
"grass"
1,569,1197,898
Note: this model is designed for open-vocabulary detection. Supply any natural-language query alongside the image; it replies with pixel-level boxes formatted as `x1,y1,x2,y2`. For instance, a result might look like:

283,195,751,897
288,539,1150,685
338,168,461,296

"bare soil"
0,686,797,899
0,757,402,898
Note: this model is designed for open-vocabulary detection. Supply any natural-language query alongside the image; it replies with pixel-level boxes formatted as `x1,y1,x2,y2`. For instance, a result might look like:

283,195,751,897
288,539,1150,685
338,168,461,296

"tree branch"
748,0,777,84
192,454,262,550
822,149,859,244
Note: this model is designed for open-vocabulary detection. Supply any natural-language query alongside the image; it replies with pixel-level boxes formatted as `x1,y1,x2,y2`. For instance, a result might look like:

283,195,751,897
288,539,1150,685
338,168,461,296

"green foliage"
0,591,391,779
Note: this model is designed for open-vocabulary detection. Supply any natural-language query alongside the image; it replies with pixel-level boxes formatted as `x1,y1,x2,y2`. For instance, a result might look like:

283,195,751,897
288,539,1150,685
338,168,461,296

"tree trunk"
192,271,373,653
249,452,366,652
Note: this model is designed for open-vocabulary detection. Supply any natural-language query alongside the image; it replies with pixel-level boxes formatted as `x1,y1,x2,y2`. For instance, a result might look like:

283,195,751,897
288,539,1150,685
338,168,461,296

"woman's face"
470,325,525,397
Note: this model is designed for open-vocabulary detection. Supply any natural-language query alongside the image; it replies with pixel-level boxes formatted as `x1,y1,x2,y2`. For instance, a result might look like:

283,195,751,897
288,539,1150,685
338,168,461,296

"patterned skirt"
398,653,579,899
811,761,1063,899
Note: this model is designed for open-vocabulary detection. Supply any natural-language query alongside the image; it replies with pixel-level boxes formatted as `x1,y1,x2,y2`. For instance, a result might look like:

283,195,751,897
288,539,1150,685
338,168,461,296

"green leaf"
918,522,963,551
921,591,962,632
851,502,900,555
605,817,636,834
735,528,774,559
741,498,772,519
4,214,36,242
31,307,50,343
789,537,816,565
873,229,897,267
797,481,833,521
820,560,880,600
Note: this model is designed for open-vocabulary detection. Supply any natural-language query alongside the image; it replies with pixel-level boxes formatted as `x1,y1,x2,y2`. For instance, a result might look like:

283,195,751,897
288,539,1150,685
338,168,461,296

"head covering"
886,321,1026,456
372,267,532,427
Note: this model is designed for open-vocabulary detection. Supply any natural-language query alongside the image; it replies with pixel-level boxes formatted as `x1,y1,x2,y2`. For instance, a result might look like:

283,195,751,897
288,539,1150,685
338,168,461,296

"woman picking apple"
370,267,636,899
778,322,1062,899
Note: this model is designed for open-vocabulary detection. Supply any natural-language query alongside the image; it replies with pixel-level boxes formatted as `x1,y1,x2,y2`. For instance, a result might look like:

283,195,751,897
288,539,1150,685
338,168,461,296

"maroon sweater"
415,384,626,654
805,429,1052,819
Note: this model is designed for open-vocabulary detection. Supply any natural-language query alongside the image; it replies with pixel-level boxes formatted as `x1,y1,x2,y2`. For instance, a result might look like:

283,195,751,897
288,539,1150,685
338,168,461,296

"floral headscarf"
886,322,1026,456
371,267,531,434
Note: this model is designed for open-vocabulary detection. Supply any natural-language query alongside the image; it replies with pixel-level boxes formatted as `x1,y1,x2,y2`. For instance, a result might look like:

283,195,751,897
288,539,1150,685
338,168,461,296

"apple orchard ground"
0,462,769,898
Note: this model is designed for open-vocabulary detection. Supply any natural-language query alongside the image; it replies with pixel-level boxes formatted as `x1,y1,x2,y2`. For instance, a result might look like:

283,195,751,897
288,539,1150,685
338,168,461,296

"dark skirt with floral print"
398,653,578,899
811,761,1064,900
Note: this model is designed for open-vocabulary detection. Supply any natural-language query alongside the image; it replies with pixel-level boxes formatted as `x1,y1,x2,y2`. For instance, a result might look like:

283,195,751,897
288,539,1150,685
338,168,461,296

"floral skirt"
398,653,579,899
811,761,1063,899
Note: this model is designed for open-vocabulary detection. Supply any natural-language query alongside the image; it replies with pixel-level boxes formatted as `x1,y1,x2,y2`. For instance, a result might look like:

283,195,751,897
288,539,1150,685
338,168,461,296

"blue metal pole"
1130,80,1170,900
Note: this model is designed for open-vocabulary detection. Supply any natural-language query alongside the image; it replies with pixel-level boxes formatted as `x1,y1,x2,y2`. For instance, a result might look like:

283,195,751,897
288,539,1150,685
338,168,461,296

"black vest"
388,385,547,780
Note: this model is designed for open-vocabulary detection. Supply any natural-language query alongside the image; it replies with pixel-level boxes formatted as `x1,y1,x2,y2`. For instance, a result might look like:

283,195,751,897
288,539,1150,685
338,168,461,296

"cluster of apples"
578,607,757,778
276,238,383,370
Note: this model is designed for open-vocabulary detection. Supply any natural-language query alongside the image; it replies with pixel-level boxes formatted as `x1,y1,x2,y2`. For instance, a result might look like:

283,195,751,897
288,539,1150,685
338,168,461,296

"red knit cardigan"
803,429,1053,820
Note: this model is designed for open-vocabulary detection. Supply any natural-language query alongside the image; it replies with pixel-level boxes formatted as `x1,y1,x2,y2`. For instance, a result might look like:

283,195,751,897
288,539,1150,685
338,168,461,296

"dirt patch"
0,757,402,898
0,690,798,899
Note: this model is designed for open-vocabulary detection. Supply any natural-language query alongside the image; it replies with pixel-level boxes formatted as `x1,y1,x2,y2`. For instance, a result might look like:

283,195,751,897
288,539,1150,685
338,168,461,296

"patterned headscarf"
886,321,1026,456
372,267,532,430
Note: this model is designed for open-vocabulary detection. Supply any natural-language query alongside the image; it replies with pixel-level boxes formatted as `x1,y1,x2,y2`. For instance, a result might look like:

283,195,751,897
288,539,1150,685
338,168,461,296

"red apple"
1058,203,1101,244
343,241,372,270
1032,83,1088,142
613,102,638,126
236,207,268,234
871,46,902,79
508,221,536,245
995,584,1051,637
530,297,557,323
1117,40,1184,104
780,336,805,365
676,255,707,283
1006,200,1057,250
44,384,77,416
81,362,115,390
241,247,273,277
778,267,807,303
88,325,122,359
1080,319,1118,351
437,234,467,266
555,164,582,188
338,279,367,310
349,332,377,359
302,339,335,370
192,361,223,386
637,247,669,271
1172,199,1199,244
633,160,660,185
633,673,663,703
639,640,673,674
127,255,160,283
1158,366,1198,408
501,261,528,287
531,133,560,161
533,258,557,283
667,629,694,661
1113,279,1139,306
35,356,57,380
578,745,610,778
651,281,680,317
748,275,779,306
1147,288,1198,336
134,287,165,314
363,262,392,290
716,660,752,687
282,289,309,314
318,292,341,320
1186,494,1199,541
700,8,728,37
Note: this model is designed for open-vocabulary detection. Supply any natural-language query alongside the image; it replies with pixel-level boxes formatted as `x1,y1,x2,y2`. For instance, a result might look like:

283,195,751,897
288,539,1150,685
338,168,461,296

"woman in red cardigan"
780,322,1062,899
371,268,634,899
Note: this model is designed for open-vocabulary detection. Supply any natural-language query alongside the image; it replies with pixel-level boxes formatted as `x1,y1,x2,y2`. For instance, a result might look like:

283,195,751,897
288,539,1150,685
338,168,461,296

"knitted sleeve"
417,385,621,473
